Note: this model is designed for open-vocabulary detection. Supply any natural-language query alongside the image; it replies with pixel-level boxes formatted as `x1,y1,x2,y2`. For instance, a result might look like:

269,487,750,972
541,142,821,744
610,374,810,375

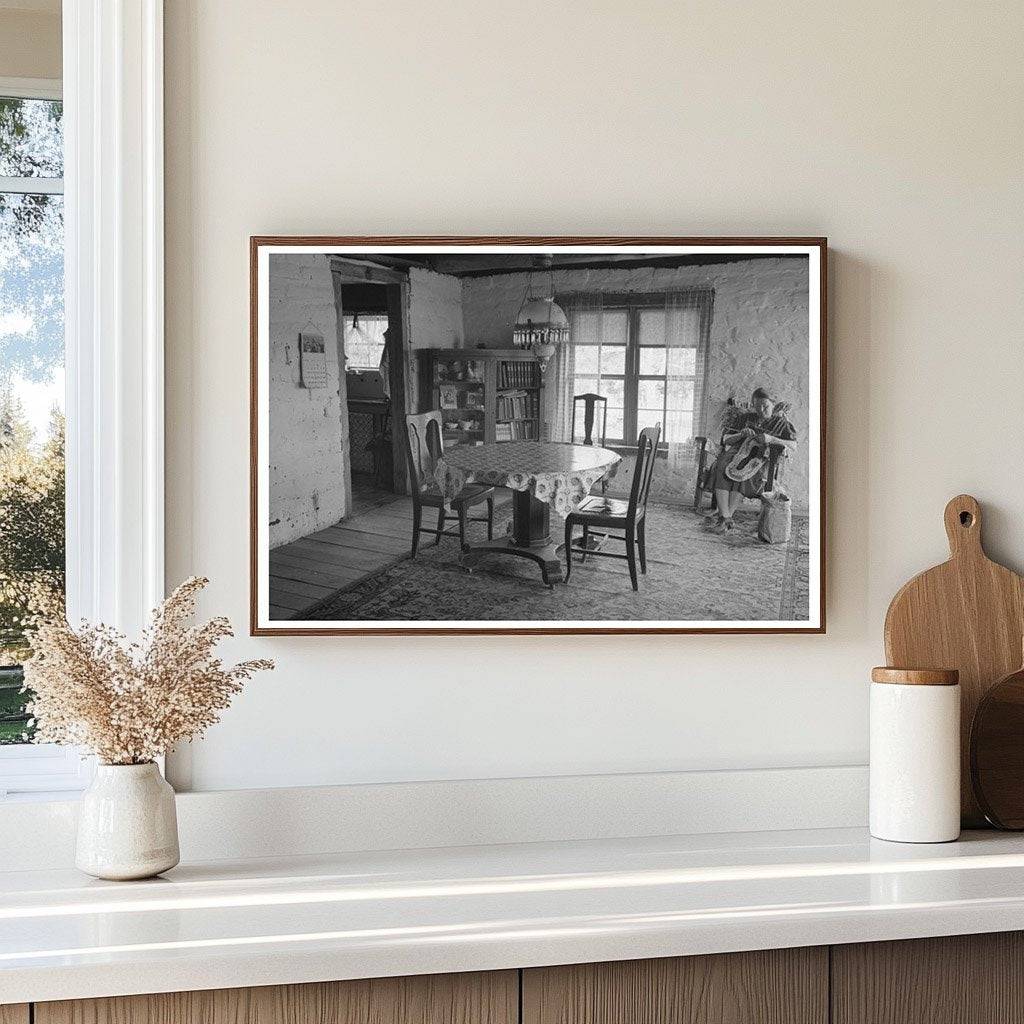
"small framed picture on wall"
251,236,826,635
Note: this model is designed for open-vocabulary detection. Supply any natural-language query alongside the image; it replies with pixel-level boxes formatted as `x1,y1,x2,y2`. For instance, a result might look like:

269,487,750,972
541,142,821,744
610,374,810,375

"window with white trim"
0,4,166,797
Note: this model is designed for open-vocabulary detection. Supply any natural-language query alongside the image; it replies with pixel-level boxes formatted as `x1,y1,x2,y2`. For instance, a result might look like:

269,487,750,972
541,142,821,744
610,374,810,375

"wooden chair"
564,424,660,591
572,393,610,496
404,411,494,557
571,393,608,447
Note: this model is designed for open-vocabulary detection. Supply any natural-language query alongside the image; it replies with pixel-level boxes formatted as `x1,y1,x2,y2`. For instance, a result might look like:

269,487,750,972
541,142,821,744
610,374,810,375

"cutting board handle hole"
960,511,974,527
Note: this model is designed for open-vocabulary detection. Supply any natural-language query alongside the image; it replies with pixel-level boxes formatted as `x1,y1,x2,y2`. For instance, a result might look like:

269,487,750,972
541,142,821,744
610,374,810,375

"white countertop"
4,826,1024,1004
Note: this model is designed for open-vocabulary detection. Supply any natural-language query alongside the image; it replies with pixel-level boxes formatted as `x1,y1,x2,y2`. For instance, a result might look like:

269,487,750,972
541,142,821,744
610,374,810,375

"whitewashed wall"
409,268,464,349
165,0,1024,794
267,254,349,548
461,258,811,505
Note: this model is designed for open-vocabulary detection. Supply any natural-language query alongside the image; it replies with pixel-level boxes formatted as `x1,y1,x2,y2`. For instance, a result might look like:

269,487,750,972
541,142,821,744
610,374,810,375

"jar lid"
871,667,959,686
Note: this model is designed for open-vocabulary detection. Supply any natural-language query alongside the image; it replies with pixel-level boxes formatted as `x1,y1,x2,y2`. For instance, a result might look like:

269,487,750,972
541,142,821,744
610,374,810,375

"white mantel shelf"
4,827,1024,1004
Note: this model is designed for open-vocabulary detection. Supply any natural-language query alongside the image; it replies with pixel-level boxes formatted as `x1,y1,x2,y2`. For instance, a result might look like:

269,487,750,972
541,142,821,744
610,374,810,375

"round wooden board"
970,665,1024,829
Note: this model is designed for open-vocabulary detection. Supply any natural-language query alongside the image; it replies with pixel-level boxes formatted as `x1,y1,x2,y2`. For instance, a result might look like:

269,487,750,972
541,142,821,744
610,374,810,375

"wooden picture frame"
251,237,827,635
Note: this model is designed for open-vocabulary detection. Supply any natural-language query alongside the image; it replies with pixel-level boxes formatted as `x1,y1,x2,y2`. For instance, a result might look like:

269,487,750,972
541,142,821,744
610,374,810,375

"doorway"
330,261,412,507
340,282,392,503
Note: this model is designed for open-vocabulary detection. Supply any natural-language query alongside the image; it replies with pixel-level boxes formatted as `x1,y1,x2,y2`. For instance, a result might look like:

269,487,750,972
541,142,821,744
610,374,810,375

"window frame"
0,76,64,195
565,290,712,449
0,0,165,799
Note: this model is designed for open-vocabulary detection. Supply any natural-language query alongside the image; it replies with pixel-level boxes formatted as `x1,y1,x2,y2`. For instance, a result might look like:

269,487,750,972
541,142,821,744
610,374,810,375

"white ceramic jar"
76,762,180,880
869,667,960,843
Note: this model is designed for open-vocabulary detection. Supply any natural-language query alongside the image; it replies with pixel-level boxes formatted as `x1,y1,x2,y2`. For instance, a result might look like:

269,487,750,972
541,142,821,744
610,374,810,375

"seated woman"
704,387,797,535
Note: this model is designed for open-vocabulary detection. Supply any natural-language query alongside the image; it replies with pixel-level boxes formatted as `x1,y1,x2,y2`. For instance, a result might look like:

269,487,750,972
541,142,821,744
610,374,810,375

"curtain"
661,288,713,439
657,289,712,489
550,292,603,443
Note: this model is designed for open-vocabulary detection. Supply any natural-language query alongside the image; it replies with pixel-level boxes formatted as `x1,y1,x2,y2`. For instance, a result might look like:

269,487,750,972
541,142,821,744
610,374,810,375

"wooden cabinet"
22,933,1024,1024
420,348,543,447
832,932,1024,1024
34,971,517,1024
522,948,828,1024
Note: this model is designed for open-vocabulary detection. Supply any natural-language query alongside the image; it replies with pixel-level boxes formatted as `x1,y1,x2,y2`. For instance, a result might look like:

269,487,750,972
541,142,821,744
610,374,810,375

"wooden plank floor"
269,480,509,620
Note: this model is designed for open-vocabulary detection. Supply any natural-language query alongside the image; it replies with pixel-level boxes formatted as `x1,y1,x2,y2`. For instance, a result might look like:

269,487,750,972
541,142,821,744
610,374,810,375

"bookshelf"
421,349,543,448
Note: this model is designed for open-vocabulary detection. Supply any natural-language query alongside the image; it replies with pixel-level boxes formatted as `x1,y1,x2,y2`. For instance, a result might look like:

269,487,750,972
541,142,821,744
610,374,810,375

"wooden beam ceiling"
333,252,808,280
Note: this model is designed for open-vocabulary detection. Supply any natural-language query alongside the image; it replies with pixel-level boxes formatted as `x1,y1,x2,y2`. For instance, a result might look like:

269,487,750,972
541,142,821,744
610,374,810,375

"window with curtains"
342,313,388,370
567,291,712,446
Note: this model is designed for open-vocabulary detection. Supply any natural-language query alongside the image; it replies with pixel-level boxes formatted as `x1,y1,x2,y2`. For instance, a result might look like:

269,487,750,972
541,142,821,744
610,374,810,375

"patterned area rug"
301,501,810,623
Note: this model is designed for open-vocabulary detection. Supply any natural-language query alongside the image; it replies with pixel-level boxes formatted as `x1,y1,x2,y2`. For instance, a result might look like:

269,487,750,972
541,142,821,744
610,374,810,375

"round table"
435,441,621,586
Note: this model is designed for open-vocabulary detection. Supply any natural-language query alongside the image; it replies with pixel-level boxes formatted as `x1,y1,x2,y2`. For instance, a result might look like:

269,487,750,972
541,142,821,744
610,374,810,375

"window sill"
0,744,94,798
602,440,699,459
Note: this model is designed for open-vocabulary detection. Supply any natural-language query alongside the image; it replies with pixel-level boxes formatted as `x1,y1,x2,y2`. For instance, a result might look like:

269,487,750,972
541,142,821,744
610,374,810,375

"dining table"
435,440,621,586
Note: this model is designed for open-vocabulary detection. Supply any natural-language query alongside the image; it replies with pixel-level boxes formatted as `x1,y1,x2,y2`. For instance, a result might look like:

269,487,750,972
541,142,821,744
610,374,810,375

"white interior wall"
164,0,1024,792
409,267,464,350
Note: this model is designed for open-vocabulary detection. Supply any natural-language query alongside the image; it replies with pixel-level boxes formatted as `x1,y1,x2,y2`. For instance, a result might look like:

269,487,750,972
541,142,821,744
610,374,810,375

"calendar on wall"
298,331,327,389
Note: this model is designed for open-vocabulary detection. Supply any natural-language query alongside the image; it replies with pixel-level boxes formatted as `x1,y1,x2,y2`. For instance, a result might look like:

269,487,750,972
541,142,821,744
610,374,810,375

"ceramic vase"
76,762,180,880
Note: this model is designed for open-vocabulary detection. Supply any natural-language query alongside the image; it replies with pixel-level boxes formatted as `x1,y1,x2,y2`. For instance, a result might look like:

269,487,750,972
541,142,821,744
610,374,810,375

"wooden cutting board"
884,494,1024,826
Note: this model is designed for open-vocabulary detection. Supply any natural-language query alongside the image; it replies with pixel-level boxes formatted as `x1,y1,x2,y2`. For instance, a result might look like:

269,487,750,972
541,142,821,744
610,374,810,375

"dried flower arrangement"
22,576,273,765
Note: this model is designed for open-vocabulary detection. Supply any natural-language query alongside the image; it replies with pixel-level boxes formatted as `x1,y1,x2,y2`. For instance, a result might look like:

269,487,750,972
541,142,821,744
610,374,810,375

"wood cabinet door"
832,932,1024,1024
0,1006,29,1024
35,971,517,1024
522,948,828,1024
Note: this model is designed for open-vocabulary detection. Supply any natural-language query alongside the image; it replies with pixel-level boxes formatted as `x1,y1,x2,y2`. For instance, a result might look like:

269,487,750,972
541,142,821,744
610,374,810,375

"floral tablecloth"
435,441,621,517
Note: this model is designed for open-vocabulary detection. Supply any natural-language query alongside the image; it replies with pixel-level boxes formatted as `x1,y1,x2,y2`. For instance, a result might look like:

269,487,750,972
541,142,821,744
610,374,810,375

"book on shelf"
498,360,539,390
495,389,539,422
495,420,536,442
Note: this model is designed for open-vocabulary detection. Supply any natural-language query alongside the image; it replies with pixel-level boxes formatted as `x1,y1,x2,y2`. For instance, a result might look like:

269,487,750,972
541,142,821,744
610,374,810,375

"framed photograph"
251,237,826,635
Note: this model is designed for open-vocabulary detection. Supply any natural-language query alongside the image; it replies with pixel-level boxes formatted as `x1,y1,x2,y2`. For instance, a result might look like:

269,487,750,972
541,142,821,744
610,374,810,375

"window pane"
668,347,696,376
638,379,665,411
599,344,626,375
666,305,700,343
640,346,666,375
574,375,598,395
667,378,695,410
598,378,624,407
574,346,598,374
572,311,601,345
606,407,624,441
0,98,63,178
343,314,387,370
664,409,693,443
600,309,628,345
638,308,665,346
0,184,65,744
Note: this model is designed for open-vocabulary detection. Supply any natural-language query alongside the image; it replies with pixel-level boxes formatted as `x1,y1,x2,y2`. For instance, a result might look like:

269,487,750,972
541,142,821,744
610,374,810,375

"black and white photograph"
251,239,825,634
